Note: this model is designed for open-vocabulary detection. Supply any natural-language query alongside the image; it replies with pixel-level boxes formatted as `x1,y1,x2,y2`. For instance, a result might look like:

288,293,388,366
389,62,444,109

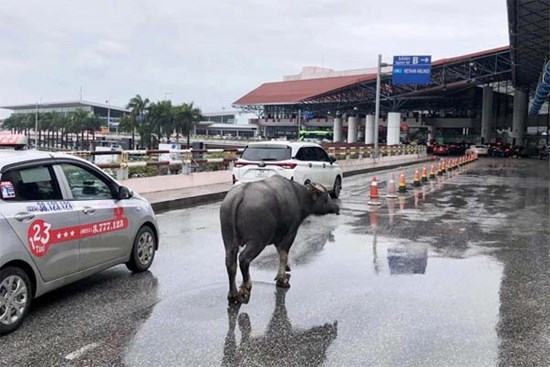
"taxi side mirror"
329,155,337,164
118,186,133,200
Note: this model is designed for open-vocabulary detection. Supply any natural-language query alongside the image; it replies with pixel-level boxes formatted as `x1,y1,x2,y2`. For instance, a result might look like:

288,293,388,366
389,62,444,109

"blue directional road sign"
392,55,432,85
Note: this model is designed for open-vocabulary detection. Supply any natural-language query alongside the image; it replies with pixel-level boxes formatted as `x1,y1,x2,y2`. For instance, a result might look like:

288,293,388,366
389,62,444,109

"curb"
342,157,433,178
151,191,228,213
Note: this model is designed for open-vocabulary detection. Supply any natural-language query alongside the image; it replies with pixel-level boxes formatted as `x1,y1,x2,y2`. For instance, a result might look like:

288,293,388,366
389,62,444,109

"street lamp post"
106,99,111,133
35,102,38,149
373,54,390,158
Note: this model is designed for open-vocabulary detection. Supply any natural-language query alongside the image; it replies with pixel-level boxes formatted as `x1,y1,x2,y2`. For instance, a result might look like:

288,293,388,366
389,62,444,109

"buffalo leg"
238,242,265,304
226,247,239,303
275,249,291,288
275,234,297,288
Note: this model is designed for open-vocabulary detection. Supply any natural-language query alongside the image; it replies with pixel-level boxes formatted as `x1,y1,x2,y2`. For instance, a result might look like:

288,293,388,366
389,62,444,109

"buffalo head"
306,182,340,216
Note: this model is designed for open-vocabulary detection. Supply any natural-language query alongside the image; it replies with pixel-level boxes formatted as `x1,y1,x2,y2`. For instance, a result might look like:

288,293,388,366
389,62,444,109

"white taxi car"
232,141,343,198
0,135,159,335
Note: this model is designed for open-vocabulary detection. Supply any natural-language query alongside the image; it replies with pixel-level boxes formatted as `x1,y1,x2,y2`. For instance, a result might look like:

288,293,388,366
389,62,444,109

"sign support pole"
374,54,382,158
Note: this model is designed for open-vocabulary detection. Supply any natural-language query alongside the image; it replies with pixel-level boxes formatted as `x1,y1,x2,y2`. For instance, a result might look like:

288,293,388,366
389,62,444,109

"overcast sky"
0,0,509,118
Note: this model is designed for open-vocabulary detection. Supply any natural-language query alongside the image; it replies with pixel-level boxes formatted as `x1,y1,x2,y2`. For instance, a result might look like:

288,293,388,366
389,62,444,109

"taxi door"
57,162,132,270
0,163,80,282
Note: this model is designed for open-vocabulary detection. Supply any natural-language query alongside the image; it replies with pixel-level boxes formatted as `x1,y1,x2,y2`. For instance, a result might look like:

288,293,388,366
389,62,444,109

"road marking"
65,342,100,361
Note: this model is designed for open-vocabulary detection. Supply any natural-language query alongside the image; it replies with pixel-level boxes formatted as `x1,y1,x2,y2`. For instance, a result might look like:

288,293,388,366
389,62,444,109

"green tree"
127,94,150,149
147,100,174,146
118,115,133,134
70,108,90,149
174,102,202,148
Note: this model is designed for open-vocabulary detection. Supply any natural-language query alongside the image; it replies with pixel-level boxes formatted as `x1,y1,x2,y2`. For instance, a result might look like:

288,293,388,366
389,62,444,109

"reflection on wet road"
1,158,549,366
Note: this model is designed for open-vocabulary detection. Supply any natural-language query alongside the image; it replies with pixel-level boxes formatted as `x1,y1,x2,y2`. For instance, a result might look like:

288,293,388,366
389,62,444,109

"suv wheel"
126,226,157,273
330,176,342,199
0,267,32,335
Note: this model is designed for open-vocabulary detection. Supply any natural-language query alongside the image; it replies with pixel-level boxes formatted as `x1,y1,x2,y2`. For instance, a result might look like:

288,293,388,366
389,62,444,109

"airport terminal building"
233,0,549,148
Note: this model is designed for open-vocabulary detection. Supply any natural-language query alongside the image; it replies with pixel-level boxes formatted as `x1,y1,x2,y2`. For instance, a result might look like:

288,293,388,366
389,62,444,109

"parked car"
0,136,159,335
232,141,342,198
432,145,449,156
467,145,489,156
489,143,512,158
448,142,467,156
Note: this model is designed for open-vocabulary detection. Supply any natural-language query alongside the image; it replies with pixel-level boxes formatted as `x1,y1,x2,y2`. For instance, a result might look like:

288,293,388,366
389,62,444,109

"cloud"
0,0,509,117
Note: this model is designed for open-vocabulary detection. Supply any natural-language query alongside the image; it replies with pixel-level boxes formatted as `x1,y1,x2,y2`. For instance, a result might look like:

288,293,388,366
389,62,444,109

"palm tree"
174,102,202,148
86,114,102,144
117,115,133,134
70,108,90,150
127,94,150,149
147,100,174,146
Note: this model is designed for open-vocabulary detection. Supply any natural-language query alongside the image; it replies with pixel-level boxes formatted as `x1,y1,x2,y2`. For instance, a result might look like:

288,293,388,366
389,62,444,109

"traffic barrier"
387,174,398,199
398,172,407,193
368,176,381,206
413,169,421,187
421,166,428,182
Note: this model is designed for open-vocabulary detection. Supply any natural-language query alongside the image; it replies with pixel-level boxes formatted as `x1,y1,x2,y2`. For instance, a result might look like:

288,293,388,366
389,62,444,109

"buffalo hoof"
227,292,241,304
238,286,251,304
286,265,291,272
276,273,291,288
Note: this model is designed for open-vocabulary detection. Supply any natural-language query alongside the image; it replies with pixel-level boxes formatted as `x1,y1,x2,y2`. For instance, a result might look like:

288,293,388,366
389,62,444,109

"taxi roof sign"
0,134,28,148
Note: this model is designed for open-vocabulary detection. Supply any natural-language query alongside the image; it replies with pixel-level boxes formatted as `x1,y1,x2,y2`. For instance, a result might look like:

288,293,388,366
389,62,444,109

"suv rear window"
241,146,291,161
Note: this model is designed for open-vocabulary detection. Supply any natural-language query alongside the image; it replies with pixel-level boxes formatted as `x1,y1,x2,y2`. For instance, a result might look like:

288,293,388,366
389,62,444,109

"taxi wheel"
126,226,156,273
0,267,32,336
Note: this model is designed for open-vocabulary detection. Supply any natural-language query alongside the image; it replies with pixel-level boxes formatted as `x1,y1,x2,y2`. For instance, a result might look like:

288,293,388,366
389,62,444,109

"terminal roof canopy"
233,47,511,110
233,74,375,105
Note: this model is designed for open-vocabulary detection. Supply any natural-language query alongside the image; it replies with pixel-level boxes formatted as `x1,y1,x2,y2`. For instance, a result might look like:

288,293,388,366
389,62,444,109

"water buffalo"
220,175,339,304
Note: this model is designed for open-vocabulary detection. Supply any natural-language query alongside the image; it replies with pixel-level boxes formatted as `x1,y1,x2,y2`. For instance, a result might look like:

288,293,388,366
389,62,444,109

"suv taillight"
234,161,252,168
272,162,297,169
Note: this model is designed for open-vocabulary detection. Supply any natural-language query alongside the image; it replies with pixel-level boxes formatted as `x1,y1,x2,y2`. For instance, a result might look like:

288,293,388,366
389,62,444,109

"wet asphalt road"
1,158,549,367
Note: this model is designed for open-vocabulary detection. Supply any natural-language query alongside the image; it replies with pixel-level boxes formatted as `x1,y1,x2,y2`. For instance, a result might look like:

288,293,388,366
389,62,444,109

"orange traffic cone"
398,172,407,193
437,161,443,176
429,163,436,179
413,169,421,187
368,176,381,206
421,166,428,182
386,173,398,199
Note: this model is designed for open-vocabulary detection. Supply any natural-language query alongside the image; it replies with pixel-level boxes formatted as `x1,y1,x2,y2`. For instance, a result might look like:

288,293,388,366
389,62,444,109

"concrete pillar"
365,114,375,145
387,112,401,145
481,86,493,144
512,88,528,146
333,117,343,142
347,116,358,143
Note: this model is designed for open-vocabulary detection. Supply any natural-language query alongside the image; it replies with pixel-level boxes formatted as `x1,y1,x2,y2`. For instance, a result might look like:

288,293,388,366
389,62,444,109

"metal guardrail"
66,145,427,180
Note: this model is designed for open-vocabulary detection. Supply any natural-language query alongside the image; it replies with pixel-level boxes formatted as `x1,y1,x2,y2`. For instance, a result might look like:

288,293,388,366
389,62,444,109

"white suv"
232,141,342,198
